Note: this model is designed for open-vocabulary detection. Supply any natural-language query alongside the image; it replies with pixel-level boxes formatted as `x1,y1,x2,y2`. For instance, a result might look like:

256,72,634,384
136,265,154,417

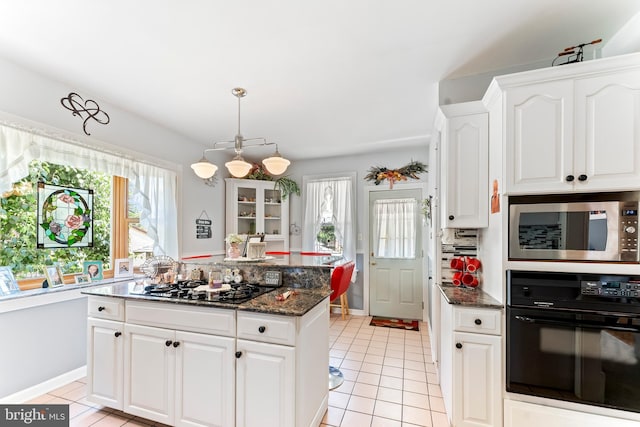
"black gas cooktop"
143,280,275,304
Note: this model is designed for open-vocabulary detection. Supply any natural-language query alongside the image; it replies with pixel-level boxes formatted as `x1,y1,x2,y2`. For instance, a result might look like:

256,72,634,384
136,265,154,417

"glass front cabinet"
225,178,290,253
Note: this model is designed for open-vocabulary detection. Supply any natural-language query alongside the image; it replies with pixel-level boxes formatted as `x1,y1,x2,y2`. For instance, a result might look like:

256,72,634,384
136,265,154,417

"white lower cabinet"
236,339,295,427
87,296,329,427
124,324,236,427
86,317,124,409
236,299,329,427
175,330,236,427
440,294,502,427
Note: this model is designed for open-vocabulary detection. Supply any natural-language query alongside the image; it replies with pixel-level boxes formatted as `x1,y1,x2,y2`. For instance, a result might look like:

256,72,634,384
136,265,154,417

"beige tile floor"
323,314,449,427
23,313,449,427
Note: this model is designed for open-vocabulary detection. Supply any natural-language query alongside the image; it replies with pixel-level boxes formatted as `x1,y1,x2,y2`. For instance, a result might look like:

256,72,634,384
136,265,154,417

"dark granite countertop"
439,284,503,309
82,281,332,316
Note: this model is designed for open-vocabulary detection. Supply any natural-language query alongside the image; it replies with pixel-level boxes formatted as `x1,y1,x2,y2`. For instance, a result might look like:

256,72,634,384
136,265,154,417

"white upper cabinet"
489,53,640,195
437,101,489,228
225,178,290,253
505,80,574,194
574,70,640,190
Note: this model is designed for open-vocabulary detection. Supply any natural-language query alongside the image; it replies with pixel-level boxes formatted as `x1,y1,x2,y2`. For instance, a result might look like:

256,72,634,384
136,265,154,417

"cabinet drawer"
237,311,296,346
453,307,501,335
88,296,125,321
125,301,236,337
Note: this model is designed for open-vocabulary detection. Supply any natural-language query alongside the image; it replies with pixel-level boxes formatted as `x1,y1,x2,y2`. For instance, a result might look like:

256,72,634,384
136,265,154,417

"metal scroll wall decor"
60,92,110,135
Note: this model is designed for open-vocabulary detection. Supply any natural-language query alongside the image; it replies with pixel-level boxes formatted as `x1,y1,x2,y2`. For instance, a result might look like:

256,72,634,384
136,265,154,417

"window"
302,174,356,262
0,120,179,290
372,198,417,259
0,162,149,290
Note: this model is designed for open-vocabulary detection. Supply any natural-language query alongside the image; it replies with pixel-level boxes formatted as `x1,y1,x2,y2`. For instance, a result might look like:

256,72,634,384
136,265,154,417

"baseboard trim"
0,366,87,403
330,307,366,317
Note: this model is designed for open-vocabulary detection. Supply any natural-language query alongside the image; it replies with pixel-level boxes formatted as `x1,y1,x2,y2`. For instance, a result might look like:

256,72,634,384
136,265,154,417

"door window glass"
372,198,417,259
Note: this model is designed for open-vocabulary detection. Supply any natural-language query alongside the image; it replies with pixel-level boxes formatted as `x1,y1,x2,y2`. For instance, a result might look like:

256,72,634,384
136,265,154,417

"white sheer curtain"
302,175,355,263
0,121,178,258
372,198,417,259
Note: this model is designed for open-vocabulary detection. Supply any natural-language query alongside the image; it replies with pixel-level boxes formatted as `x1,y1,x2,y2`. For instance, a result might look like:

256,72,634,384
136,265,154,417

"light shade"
262,153,291,175
225,157,252,177
191,157,218,179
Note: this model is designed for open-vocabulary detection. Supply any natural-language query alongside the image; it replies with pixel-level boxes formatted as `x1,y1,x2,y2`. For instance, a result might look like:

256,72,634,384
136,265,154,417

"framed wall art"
37,183,94,249
83,261,103,281
0,266,20,295
44,265,64,288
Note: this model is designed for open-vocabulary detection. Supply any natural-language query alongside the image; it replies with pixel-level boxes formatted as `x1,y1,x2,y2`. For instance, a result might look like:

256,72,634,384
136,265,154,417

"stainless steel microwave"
509,192,639,262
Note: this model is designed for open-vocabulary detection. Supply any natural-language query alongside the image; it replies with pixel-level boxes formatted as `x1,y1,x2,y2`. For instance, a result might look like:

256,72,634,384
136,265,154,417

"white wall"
0,297,87,399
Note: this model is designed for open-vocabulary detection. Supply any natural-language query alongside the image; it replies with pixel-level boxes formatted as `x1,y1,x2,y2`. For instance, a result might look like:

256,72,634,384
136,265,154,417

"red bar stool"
330,261,355,320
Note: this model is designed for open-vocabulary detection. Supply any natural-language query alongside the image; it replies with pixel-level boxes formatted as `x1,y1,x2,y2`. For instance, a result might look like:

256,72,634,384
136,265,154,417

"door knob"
165,340,173,347
566,175,575,182
114,332,122,337
578,174,588,181
371,262,377,265
235,351,242,358
456,343,462,349
173,341,180,348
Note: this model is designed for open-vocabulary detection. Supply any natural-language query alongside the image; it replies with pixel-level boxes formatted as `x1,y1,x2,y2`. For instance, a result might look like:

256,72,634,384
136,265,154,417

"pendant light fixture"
190,88,291,180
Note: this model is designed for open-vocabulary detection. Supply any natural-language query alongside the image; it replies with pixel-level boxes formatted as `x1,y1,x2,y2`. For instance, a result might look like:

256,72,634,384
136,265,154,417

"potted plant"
225,233,244,258
244,163,300,200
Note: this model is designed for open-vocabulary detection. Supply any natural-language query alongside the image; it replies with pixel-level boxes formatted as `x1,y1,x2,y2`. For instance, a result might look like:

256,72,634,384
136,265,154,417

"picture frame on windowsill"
0,266,20,295
114,258,134,278
74,273,92,284
44,265,64,288
84,261,103,281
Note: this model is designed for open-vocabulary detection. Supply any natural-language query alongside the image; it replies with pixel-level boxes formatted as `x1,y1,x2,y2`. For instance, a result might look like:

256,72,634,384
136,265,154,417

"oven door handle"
514,315,640,333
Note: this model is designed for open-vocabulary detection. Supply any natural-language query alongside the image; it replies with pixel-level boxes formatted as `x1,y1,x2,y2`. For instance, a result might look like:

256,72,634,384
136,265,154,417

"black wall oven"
507,270,640,413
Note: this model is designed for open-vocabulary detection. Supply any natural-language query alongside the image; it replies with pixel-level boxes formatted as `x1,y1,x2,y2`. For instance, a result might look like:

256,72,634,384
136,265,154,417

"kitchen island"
82,260,332,427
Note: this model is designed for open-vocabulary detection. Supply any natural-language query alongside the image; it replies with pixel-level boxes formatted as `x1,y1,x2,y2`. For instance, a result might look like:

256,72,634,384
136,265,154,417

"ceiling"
0,1,639,162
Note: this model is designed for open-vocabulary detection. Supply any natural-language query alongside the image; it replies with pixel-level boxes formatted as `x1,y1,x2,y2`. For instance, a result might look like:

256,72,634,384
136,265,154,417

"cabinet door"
441,112,488,228
87,318,123,409
228,180,260,235
236,339,295,427
574,70,640,191
453,332,502,427
174,331,236,427
505,81,574,194
439,295,453,424
124,323,175,425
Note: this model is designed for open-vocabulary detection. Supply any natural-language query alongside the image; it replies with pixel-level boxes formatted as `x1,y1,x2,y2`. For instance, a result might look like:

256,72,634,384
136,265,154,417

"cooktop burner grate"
143,281,275,304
